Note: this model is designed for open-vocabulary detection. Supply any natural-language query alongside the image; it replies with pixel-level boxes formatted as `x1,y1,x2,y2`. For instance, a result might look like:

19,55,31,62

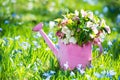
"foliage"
55,10,110,46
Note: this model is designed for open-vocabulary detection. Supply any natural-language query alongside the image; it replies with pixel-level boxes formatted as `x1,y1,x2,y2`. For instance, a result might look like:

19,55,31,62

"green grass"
0,0,120,80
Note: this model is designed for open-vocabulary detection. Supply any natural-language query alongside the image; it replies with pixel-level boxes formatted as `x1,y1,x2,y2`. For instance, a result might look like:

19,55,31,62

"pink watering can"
32,23,103,70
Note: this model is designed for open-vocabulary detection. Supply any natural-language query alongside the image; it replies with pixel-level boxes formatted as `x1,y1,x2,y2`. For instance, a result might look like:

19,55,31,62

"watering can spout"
32,22,59,57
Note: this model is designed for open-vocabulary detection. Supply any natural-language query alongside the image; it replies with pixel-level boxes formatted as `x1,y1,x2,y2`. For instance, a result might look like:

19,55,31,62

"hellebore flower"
87,11,94,21
75,10,79,16
69,37,77,44
61,26,70,34
56,30,64,38
81,9,87,17
62,38,69,44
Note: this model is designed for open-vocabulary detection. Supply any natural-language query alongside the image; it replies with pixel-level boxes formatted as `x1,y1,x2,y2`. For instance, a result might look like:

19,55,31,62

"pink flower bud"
56,31,64,38
61,19,68,26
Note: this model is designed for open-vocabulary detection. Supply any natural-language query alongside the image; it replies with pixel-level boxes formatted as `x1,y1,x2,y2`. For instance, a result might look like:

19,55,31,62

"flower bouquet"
55,9,111,46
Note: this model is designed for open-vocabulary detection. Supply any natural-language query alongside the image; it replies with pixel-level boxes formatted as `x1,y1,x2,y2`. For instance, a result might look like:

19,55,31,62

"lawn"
0,0,120,80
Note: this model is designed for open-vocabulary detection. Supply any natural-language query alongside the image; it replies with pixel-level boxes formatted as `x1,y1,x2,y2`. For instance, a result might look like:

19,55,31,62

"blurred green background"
0,0,120,36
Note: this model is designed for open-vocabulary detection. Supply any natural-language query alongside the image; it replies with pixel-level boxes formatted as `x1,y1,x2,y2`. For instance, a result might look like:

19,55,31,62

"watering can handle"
93,38,103,60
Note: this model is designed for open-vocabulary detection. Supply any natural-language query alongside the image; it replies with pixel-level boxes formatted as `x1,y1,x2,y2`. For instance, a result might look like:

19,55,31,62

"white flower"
94,72,102,78
33,32,41,38
93,24,99,28
70,71,75,76
62,38,69,44
45,47,50,51
69,37,77,44
20,42,30,50
75,10,79,16
33,41,41,49
45,76,51,80
77,64,82,69
101,70,106,75
107,70,116,77
49,21,55,29
43,72,51,77
108,40,112,46
11,0,16,3
28,2,33,10
99,32,106,42
100,33,105,38
81,9,87,17
14,35,20,40
77,64,85,75
92,27,98,34
66,34,71,39
90,34,95,38
66,30,74,39
87,11,94,20
61,26,70,34
86,21,98,29
63,61,69,69
50,70,56,75
79,69,85,75
86,21,93,28
70,30,74,35
86,74,91,80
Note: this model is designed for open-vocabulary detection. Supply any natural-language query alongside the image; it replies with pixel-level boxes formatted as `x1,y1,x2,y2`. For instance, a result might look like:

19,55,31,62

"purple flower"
108,40,112,47
118,76,120,80
88,64,94,69
63,61,69,69
79,69,85,75
94,10,99,15
94,72,102,78
12,49,22,54
12,13,16,18
77,64,85,75
48,32,53,39
106,70,116,78
3,37,9,46
0,28,3,32
116,14,120,24
43,70,55,80
103,6,109,13
43,72,51,77
33,32,41,38
32,41,41,50
4,20,9,24
49,70,56,75
99,13,104,18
